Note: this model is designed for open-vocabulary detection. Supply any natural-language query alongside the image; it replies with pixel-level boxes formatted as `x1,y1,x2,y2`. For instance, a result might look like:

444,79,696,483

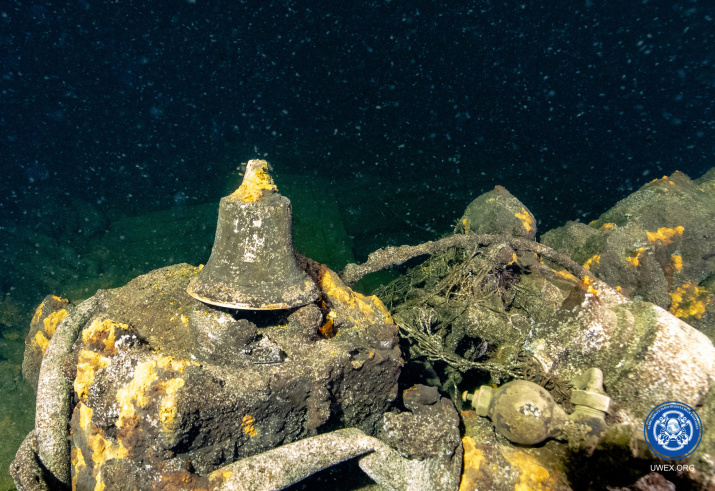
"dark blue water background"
3,0,713,236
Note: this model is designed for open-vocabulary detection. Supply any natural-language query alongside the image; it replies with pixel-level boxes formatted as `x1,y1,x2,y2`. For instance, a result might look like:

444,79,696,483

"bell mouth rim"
186,284,316,311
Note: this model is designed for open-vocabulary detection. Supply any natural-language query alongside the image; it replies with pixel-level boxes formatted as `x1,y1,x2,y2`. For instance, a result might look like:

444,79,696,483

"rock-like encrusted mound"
541,169,715,337
21,262,403,490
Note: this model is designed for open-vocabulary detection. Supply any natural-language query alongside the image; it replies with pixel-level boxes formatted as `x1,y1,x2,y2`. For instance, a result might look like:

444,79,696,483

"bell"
187,159,319,310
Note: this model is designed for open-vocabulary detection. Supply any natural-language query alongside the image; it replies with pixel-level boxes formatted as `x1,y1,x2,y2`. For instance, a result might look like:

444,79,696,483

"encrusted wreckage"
11,164,715,490
370,170,715,489
12,161,462,491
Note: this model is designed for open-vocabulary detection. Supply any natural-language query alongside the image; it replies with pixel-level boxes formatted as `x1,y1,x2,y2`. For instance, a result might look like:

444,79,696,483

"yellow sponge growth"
231,159,278,202
670,254,683,272
553,269,577,282
501,447,556,491
646,226,684,245
74,349,110,401
669,283,712,320
514,207,535,234
459,436,485,491
81,318,129,356
43,309,68,337
581,275,599,296
158,378,186,434
318,266,393,326
34,331,50,356
241,415,257,437
626,247,646,268
583,254,600,270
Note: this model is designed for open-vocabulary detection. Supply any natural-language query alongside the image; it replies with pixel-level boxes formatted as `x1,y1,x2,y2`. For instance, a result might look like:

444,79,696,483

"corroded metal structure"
187,159,318,309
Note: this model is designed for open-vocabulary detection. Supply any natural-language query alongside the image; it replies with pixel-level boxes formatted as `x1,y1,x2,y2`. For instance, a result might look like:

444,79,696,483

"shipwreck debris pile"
11,165,715,490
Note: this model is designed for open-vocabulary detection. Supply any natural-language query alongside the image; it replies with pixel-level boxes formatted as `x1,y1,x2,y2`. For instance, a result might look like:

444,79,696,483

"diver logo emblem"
644,402,702,460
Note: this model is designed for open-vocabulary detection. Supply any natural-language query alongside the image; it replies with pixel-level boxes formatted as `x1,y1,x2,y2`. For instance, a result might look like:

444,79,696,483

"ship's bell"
187,159,319,310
